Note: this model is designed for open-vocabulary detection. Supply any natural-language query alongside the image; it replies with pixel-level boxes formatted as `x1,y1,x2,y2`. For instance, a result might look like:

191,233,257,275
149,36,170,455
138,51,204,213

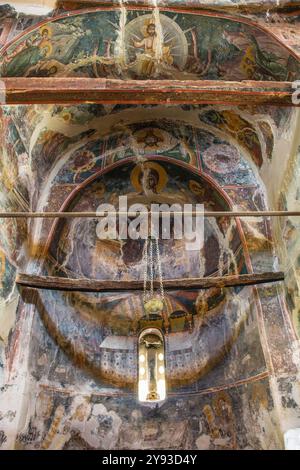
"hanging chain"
149,237,154,300
155,237,165,304
143,237,148,305
143,236,165,307
143,237,154,303
143,238,147,304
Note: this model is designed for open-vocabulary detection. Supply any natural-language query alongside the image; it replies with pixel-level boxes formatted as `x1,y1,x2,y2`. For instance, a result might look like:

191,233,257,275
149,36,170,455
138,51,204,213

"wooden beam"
16,271,285,293
1,210,300,218
1,78,297,106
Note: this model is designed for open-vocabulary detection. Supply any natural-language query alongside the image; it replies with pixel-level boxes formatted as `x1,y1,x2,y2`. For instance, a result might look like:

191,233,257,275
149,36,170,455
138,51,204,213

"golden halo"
40,26,52,38
141,18,156,37
130,162,168,192
189,180,205,197
124,13,189,70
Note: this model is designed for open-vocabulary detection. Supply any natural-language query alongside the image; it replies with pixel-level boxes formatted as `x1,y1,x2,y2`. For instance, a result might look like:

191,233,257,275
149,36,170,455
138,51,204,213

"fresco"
1,104,272,281
199,109,268,167
28,116,261,193
30,283,260,388
0,107,29,266
0,252,16,301
0,9,299,81
0,97,299,449
5,105,274,212
49,161,245,280
0,158,253,397
277,148,300,337
13,374,281,450
6,103,281,190
9,106,271,277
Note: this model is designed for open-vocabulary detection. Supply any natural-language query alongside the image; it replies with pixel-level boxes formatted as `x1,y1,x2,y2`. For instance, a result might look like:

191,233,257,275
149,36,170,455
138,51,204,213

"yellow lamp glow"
138,328,166,403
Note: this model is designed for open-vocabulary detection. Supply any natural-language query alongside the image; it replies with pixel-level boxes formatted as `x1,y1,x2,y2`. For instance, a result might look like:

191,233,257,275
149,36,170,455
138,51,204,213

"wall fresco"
24,159,253,391
0,9,299,81
17,108,270,277
0,253,16,301
12,375,282,450
277,146,300,337
0,104,29,339
0,92,299,450
199,109,269,168
0,0,299,452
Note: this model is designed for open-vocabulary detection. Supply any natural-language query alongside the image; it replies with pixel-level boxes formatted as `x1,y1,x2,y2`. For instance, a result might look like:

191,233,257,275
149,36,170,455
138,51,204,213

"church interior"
0,0,300,450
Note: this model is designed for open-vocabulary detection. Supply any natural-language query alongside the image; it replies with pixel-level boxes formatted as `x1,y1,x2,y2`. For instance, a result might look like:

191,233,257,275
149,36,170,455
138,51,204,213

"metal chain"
143,236,165,305
143,237,148,304
149,237,154,299
155,237,165,304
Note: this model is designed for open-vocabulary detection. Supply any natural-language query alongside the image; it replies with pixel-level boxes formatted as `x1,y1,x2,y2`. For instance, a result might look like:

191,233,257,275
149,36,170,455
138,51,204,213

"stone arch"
23,155,260,392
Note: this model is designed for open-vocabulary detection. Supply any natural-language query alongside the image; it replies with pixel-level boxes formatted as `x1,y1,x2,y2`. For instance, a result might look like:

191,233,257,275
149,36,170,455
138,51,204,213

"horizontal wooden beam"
16,271,285,293
1,210,300,218
1,78,297,106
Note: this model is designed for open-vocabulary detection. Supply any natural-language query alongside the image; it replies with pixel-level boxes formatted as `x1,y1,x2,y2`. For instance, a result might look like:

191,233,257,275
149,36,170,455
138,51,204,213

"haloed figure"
132,21,173,76
140,167,160,195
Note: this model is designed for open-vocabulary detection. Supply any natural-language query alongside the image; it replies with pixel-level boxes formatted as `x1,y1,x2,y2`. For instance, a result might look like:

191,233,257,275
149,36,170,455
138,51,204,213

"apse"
26,157,250,391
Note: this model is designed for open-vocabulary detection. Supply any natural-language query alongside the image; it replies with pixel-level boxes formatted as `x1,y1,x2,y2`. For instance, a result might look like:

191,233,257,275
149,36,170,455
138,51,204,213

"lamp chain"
142,236,165,313
155,237,165,304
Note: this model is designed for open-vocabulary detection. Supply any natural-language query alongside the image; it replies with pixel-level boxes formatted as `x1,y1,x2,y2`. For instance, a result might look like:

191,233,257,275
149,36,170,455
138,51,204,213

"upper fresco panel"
0,8,299,81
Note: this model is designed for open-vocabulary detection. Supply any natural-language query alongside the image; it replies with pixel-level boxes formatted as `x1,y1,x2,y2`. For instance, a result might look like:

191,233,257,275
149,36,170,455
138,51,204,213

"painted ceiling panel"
0,8,299,80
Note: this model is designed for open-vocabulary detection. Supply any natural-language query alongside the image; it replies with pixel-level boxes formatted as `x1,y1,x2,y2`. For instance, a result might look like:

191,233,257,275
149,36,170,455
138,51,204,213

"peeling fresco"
0,102,299,450
277,146,300,337
12,376,282,450
0,5,300,450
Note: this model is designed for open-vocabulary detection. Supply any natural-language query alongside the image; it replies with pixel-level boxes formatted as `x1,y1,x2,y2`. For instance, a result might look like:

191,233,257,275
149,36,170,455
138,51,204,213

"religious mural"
0,9,300,81
0,1,299,443
0,252,16,301
49,161,244,280
0,99,299,450
24,158,250,392
277,148,300,337
0,106,29,307
14,374,281,450
28,113,264,194
199,109,271,167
